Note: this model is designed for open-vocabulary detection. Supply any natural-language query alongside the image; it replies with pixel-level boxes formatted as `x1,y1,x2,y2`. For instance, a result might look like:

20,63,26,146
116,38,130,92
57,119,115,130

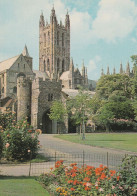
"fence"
30,150,127,176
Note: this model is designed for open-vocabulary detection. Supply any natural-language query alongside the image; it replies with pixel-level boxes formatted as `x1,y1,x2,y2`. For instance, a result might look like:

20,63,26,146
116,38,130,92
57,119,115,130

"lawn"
55,133,137,152
0,176,49,196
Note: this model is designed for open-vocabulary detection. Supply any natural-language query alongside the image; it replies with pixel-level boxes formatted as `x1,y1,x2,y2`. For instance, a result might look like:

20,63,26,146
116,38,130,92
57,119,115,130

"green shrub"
3,119,39,161
0,110,16,131
0,133,3,159
110,155,137,195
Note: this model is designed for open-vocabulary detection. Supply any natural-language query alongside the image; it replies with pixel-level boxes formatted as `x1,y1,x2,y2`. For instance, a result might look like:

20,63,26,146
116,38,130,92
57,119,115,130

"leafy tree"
96,94,135,131
93,73,135,131
67,88,92,139
96,74,132,100
49,100,67,134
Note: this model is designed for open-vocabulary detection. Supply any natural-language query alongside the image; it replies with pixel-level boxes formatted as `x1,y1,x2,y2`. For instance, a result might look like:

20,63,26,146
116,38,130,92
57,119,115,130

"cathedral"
0,7,95,134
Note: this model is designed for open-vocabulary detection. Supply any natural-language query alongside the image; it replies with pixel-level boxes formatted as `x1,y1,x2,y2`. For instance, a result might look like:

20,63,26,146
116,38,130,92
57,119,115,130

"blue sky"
1,0,137,80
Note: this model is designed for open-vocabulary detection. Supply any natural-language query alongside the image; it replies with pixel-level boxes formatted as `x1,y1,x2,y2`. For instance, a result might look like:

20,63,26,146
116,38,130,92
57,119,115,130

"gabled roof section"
0,55,20,72
33,70,49,80
62,88,95,98
60,71,70,80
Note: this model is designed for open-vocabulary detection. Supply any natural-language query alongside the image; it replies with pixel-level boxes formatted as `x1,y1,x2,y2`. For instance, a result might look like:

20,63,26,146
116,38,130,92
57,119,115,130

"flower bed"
39,156,137,196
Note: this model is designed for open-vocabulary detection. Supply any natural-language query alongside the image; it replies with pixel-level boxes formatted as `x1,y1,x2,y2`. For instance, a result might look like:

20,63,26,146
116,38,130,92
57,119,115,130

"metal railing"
30,150,128,176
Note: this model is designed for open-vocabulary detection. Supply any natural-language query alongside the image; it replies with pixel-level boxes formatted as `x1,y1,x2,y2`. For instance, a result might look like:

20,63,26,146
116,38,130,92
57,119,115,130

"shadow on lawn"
0,175,36,180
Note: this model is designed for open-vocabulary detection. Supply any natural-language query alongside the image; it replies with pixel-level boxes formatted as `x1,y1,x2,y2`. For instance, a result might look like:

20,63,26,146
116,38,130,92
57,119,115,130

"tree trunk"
106,123,110,132
80,124,82,135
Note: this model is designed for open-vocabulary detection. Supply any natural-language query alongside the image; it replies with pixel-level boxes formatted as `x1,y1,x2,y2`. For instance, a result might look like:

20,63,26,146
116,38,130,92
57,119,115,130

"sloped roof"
0,55,20,72
62,88,95,98
60,71,70,80
33,70,49,80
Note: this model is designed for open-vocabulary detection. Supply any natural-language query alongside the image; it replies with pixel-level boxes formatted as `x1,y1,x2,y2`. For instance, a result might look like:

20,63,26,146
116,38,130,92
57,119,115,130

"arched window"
62,33,64,47
57,58,60,73
62,60,65,72
48,31,50,43
44,60,46,72
13,86,17,93
57,31,59,46
47,59,50,71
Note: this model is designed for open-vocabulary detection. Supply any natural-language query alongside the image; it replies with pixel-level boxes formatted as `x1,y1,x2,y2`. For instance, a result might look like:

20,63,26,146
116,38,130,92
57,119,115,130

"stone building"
0,7,95,133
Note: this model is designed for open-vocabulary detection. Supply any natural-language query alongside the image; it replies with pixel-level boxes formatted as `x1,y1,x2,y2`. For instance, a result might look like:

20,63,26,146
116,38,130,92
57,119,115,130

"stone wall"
31,78,62,133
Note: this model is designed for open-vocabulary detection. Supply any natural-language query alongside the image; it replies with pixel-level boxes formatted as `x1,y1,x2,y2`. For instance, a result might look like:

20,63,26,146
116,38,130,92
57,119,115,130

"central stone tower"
39,7,70,79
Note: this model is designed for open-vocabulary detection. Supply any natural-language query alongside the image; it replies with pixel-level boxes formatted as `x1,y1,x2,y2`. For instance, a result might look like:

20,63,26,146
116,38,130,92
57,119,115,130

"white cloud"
87,55,101,73
131,37,137,43
91,0,137,42
70,9,92,46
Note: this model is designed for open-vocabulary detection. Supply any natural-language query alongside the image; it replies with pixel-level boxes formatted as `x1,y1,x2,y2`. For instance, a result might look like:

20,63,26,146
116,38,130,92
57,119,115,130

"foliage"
0,110,16,130
96,74,132,100
49,100,67,134
49,100,67,123
0,131,3,158
93,74,136,131
67,88,92,138
94,95,135,131
3,121,39,161
39,157,137,196
0,110,40,161
110,155,137,195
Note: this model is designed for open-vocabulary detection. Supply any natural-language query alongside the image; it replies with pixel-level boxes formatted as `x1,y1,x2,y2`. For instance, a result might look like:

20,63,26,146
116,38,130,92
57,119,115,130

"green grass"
55,133,137,152
0,176,50,196
31,154,49,163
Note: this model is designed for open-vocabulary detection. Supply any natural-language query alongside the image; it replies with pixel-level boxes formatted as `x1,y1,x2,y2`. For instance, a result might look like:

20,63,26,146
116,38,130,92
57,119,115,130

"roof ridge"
0,54,20,64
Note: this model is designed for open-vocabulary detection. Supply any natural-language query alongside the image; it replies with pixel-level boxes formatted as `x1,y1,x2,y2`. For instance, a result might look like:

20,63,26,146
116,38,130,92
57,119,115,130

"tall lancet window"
57,58,60,73
47,59,50,71
44,60,46,72
48,31,50,44
57,31,59,46
62,59,65,72
44,33,46,47
62,33,64,47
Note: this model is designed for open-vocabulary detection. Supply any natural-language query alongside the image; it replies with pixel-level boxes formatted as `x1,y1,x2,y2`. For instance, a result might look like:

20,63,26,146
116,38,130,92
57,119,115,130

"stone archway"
68,117,76,133
42,109,52,134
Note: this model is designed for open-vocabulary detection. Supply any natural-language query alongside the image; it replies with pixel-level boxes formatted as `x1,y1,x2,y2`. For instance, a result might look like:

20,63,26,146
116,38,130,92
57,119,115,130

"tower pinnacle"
22,45,30,57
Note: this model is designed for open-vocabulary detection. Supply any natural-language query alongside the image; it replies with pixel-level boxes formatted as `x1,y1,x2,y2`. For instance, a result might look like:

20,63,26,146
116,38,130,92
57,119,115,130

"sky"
1,0,137,81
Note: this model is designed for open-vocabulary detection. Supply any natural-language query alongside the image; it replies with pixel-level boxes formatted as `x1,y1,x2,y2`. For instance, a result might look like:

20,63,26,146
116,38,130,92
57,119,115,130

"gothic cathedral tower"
39,7,70,79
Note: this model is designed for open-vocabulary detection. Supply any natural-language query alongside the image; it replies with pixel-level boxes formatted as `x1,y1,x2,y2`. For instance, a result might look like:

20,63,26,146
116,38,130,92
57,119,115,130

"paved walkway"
39,134,137,170
39,134,137,155
0,134,136,176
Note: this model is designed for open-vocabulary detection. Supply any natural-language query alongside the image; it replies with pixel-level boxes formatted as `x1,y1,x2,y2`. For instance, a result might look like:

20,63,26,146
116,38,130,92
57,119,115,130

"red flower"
117,175,120,181
84,177,90,182
70,163,77,167
68,180,73,184
73,180,78,185
100,173,106,180
86,171,92,175
85,187,91,191
71,173,76,177
70,187,75,191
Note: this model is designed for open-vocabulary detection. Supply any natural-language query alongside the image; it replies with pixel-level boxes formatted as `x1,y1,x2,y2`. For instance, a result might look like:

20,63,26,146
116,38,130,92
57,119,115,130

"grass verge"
0,176,50,196
55,133,137,152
